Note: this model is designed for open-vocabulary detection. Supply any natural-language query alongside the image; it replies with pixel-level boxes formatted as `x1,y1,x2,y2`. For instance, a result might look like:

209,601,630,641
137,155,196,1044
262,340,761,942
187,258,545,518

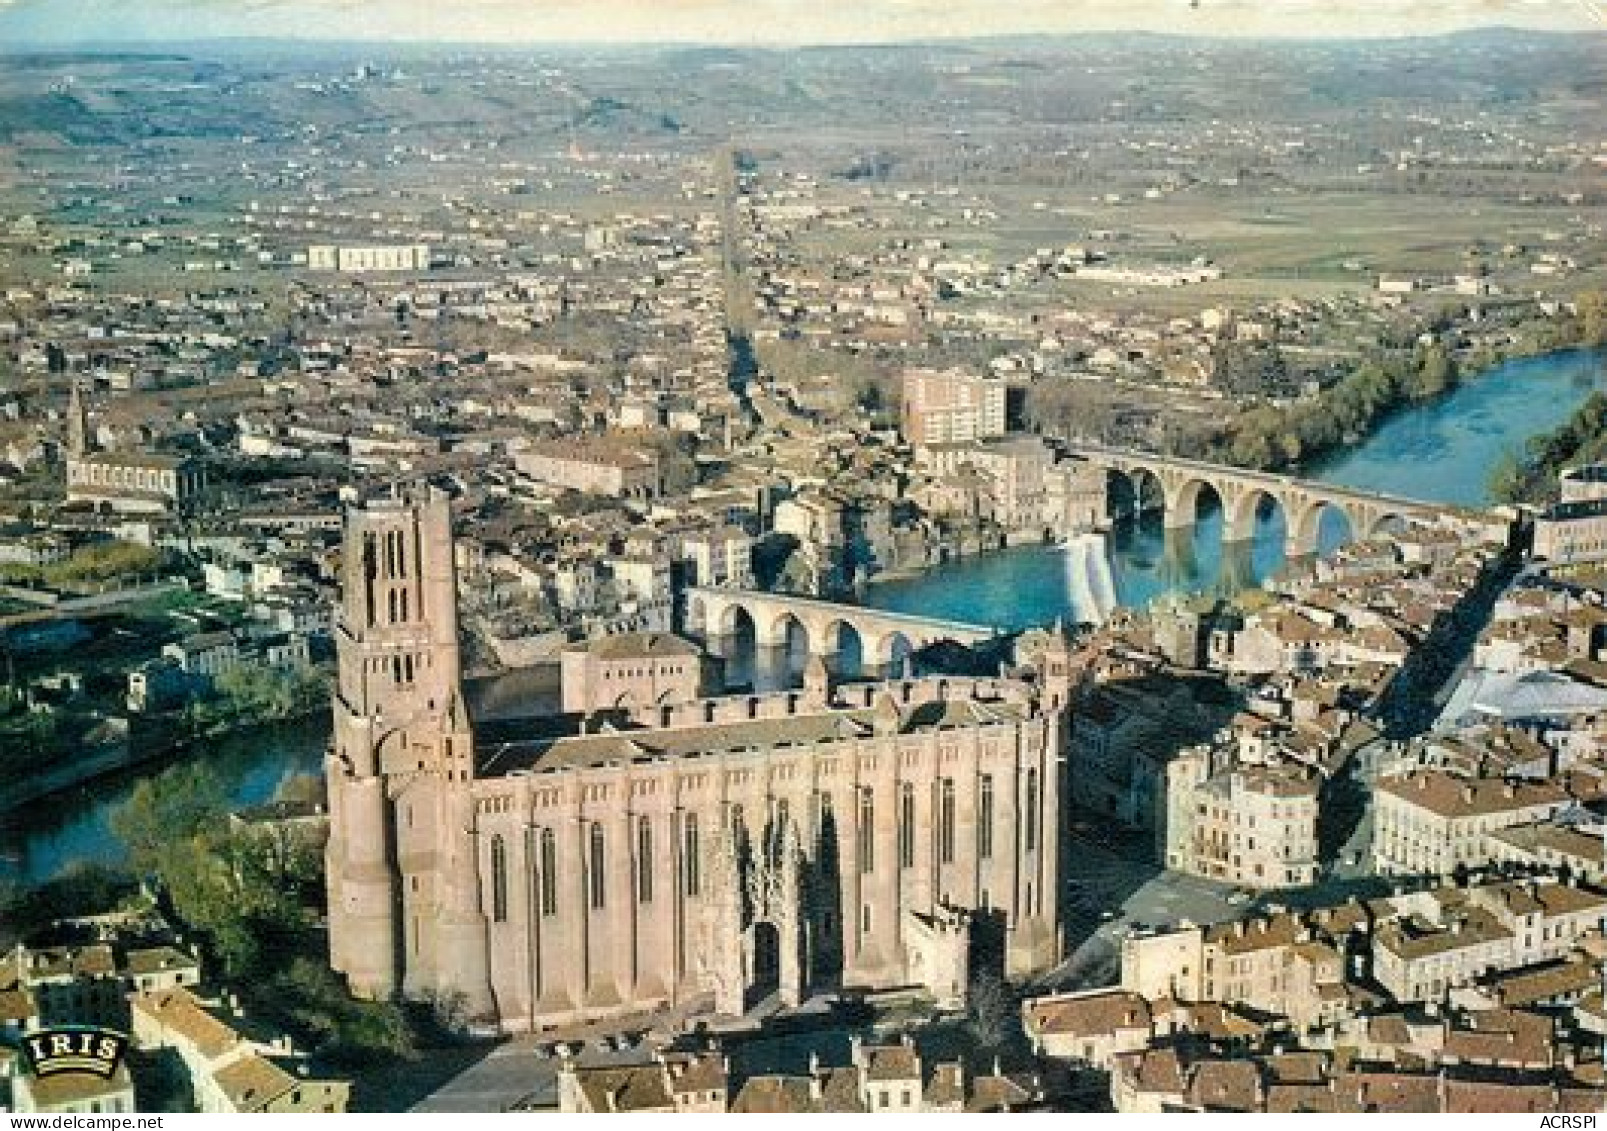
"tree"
1487,449,1529,505
109,763,314,976
275,958,417,1065
967,970,1018,1053
1410,343,1456,399
1578,290,1607,348
1210,341,1292,398
110,763,225,877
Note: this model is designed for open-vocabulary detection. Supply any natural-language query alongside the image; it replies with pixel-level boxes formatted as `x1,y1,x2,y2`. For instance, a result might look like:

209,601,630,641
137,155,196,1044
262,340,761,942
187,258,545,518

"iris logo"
21,1027,130,1080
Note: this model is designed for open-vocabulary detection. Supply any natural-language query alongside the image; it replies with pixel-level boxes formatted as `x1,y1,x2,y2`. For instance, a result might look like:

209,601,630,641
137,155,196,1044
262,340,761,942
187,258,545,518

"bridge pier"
799,614,844,660
754,615,791,650
1159,525,1200,591
1286,530,1322,560
1222,492,1263,544
750,644,792,694
1161,475,1196,531
1218,538,1257,596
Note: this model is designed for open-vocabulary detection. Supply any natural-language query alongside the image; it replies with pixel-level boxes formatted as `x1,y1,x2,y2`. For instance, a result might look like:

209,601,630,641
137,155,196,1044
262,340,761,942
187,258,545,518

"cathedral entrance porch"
746,921,784,1011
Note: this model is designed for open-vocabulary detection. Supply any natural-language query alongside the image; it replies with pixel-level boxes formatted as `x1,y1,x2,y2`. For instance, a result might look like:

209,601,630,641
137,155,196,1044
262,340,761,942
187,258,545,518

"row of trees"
1489,392,1607,505
0,539,164,588
1207,290,1606,473
1214,341,1458,470
179,663,330,737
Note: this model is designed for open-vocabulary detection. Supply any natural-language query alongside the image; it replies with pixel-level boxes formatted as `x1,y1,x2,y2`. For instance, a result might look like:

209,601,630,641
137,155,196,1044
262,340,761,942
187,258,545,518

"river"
863,344,1607,627
0,669,562,888
4,346,1602,888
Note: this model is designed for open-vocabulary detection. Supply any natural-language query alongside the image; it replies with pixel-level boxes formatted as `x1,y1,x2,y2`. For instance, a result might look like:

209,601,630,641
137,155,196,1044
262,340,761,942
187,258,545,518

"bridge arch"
1289,499,1354,558
1365,511,1409,540
758,608,807,651
1168,476,1224,530
1107,464,1167,522
1224,487,1290,545
714,601,757,640
819,618,867,672
870,630,915,669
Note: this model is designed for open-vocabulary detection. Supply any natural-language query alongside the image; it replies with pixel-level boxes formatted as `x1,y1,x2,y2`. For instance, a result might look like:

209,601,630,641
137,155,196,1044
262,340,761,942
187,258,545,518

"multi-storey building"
65,451,205,515
1371,771,1574,877
306,244,430,272
1163,750,1320,890
900,368,1007,449
1532,497,1607,564
679,526,755,589
558,631,707,714
513,440,662,499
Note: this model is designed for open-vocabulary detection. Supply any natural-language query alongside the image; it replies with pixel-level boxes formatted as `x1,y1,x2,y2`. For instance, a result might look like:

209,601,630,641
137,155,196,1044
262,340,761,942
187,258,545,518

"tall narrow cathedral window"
683,814,701,896
978,775,994,861
1025,768,1040,853
939,779,956,864
814,790,833,843
636,816,653,904
857,788,875,874
589,823,607,910
539,828,557,917
898,783,915,869
489,835,508,923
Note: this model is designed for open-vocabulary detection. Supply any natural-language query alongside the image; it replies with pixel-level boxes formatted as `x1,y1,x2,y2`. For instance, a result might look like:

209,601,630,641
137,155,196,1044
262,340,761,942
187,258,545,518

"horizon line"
1,23,1601,53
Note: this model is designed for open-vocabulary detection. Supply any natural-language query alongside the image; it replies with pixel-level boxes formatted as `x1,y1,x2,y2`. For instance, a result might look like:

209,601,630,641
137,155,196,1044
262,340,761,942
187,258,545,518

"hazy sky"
0,0,1599,46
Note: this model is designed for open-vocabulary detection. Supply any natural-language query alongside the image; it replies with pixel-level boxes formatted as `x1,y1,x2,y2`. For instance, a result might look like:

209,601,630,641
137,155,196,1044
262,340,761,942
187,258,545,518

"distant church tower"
325,489,494,1016
66,378,90,458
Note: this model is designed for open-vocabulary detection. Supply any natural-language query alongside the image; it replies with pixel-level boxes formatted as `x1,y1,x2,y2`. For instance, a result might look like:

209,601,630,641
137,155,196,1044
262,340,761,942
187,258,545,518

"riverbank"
1488,391,1607,505
1210,307,1605,475
1311,345,1607,506
864,345,1607,627
0,703,330,818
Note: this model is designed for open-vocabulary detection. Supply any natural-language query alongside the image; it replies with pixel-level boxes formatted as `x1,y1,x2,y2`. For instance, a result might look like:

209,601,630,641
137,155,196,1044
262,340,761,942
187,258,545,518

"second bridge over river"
1069,443,1474,558
683,586,999,667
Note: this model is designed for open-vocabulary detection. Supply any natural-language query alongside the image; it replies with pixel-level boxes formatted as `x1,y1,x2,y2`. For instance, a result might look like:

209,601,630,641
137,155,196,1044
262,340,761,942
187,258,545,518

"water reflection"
0,719,329,888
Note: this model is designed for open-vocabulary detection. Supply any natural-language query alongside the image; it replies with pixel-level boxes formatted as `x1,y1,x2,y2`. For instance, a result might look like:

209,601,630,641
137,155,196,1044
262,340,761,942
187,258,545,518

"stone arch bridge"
1069,443,1462,558
684,587,998,667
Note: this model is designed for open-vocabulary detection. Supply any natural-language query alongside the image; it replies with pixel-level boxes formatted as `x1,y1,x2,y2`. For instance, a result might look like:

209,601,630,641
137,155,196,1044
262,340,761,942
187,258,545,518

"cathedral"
325,489,1071,1032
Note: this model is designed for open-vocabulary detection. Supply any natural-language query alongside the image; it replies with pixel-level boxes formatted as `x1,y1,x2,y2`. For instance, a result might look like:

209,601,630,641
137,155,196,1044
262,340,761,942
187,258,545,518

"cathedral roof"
474,697,1029,778
573,631,701,660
